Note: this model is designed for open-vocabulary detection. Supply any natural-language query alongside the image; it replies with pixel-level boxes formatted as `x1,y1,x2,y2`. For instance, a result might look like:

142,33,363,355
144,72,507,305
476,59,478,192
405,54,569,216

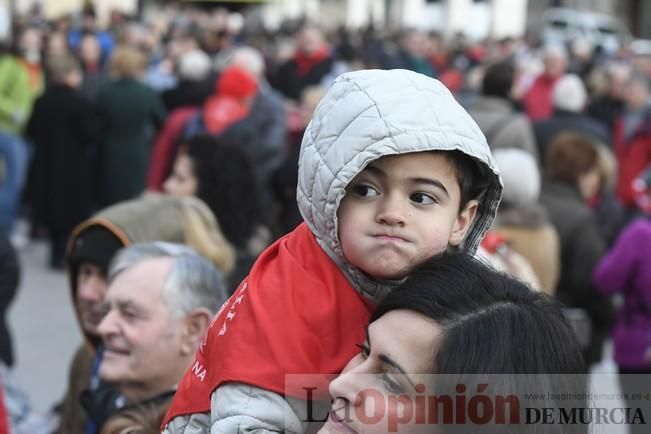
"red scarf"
202,95,250,135
162,223,374,426
294,46,330,77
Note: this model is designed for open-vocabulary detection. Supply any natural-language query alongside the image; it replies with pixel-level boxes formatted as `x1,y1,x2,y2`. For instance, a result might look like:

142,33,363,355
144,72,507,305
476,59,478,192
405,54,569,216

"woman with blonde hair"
96,46,166,206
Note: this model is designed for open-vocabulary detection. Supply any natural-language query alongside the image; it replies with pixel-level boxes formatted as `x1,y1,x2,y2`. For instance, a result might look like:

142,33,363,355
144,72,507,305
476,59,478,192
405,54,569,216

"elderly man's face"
98,258,183,393
543,53,567,77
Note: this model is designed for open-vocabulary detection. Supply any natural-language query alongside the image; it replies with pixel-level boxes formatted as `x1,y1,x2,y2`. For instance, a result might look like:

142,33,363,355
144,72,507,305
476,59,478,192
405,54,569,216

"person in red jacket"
522,45,568,121
613,71,651,213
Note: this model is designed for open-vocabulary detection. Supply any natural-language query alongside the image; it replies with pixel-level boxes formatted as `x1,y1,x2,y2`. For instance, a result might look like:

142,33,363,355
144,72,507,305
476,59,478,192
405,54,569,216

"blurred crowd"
0,1,647,433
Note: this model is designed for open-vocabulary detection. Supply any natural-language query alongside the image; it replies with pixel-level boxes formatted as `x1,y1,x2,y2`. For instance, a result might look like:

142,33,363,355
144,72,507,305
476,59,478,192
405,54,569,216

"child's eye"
355,343,370,359
410,192,436,205
351,184,379,198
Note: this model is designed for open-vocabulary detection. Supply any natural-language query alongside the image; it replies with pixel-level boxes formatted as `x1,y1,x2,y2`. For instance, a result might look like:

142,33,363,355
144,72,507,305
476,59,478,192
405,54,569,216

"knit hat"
216,66,257,99
67,226,125,275
493,148,540,206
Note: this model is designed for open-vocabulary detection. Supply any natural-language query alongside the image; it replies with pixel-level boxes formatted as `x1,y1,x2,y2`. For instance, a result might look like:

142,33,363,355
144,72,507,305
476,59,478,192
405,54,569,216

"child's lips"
372,233,409,243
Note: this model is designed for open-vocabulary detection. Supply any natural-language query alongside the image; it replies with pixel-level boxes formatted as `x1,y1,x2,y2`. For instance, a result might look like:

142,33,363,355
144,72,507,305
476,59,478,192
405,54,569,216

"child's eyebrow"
411,178,449,198
365,165,450,198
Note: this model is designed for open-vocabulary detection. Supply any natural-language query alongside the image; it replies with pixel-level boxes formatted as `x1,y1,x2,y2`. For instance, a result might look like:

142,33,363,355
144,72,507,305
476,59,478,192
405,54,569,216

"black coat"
539,180,614,364
25,84,96,231
161,79,212,113
273,56,334,101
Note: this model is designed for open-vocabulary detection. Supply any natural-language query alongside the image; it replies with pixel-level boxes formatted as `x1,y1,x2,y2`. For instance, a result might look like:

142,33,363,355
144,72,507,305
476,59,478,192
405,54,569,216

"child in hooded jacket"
161,69,503,433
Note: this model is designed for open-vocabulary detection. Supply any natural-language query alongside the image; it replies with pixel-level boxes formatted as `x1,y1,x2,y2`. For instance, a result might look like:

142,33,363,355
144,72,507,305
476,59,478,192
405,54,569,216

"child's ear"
449,199,479,246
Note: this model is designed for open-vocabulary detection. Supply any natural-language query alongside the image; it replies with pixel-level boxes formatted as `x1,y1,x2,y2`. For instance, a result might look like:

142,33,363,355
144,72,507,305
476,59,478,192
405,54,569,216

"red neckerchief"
161,223,374,427
294,45,330,77
202,95,250,135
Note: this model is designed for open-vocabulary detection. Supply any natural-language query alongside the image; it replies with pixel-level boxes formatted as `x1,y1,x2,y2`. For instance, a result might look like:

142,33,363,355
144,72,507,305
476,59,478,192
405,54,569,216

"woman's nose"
329,355,370,407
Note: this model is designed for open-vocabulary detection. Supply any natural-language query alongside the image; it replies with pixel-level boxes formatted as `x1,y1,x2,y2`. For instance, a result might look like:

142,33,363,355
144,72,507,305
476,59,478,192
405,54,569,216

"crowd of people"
0,1,647,433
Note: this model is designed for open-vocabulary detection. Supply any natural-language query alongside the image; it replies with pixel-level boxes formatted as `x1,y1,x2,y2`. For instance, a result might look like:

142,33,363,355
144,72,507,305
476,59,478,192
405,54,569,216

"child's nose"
376,194,407,226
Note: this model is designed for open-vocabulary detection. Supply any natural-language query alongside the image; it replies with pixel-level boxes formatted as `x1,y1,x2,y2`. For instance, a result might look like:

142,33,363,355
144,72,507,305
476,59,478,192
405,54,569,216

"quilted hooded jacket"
162,69,502,433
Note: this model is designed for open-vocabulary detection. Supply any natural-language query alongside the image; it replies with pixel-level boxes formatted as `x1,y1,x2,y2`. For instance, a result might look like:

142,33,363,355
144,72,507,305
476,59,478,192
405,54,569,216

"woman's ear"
449,199,479,247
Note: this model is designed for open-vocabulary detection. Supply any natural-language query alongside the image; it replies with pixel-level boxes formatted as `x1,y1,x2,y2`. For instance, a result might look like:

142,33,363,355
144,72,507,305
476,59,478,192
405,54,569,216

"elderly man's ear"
179,308,212,356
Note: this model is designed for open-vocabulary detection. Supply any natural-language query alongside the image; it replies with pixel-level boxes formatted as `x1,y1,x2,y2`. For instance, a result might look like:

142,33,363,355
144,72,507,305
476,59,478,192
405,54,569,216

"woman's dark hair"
183,133,266,249
372,252,586,375
481,61,515,99
372,253,587,433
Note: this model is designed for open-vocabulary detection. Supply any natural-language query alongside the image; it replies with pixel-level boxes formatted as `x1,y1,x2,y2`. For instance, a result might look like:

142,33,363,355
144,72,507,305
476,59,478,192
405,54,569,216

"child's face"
337,152,477,280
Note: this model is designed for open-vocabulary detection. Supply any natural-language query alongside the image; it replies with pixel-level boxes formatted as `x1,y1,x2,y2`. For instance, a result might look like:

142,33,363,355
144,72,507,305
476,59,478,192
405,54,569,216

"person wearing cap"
55,195,234,434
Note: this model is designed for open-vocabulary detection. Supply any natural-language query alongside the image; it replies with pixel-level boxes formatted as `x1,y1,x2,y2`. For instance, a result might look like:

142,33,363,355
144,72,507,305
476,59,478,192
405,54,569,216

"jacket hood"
67,194,234,346
297,69,502,302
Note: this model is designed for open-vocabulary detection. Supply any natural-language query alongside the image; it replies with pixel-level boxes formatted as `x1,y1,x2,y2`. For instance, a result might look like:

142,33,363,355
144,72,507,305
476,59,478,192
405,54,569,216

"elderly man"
80,242,228,433
522,44,568,121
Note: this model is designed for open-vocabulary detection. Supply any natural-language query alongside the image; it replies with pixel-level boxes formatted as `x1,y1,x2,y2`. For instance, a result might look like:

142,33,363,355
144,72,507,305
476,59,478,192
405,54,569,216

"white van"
542,7,631,53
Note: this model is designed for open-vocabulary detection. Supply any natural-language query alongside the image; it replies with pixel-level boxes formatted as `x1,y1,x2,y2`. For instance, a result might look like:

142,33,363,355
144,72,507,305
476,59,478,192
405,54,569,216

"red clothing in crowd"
162,223,374,426
203,66,258,135
147,107,199,191
0,377,9,434
523,73,559,121
613,112,651,209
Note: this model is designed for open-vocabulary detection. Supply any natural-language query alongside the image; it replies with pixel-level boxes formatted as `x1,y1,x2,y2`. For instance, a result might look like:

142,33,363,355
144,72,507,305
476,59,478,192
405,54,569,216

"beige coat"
494,205,561,295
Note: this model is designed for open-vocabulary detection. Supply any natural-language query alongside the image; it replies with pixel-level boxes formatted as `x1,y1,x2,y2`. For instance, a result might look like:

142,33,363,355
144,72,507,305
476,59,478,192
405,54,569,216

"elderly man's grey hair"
228,46,265,79
108,242,228,318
